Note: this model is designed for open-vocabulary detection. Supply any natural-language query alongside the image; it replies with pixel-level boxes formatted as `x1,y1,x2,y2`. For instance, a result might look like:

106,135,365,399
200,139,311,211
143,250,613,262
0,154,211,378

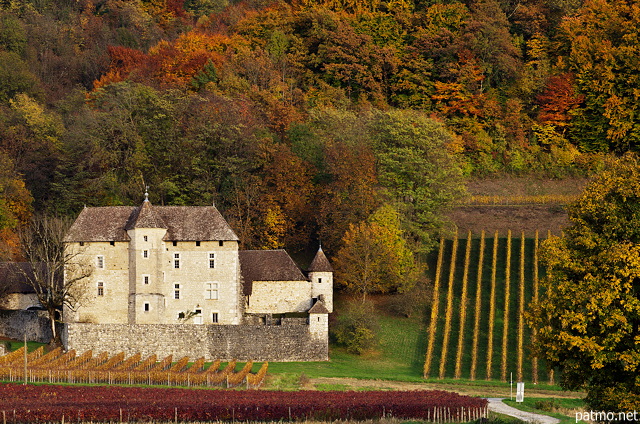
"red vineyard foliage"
0,383,488,423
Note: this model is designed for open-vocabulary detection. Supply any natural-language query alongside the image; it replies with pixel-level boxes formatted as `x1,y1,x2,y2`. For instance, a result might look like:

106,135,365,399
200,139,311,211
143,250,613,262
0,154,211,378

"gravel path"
487,398,561,424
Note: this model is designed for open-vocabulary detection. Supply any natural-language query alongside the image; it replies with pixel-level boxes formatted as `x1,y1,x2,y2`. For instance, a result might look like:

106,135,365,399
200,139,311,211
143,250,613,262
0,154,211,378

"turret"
307,245,333,313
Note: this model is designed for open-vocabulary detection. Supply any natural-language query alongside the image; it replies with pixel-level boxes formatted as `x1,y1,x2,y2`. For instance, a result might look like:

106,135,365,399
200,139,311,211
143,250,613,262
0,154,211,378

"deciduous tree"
19,215,92,346
528,154,640,411
334,204,418,301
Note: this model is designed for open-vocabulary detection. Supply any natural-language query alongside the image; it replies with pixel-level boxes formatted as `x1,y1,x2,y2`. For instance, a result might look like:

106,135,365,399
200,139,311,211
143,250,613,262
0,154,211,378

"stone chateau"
61,195,333,361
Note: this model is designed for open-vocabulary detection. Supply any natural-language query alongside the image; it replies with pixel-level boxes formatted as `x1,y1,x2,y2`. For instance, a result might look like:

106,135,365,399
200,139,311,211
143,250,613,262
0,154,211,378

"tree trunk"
48,307,61,347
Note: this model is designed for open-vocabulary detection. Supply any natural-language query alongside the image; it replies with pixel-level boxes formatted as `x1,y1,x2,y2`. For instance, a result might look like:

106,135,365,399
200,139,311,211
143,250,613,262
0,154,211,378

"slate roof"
64,203,239,242
308,301,329,314
308,247,333,272
0,263,37,294
239,250,307,296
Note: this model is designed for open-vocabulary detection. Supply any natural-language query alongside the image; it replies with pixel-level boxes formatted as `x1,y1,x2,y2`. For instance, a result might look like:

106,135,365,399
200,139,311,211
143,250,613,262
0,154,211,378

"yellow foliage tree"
334,204,418,302
529,154,640,411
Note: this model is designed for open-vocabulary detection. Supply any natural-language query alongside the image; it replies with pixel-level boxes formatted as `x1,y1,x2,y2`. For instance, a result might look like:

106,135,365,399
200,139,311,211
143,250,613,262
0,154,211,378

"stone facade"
62,199,333,361
64,322,328,361
0,293,40,311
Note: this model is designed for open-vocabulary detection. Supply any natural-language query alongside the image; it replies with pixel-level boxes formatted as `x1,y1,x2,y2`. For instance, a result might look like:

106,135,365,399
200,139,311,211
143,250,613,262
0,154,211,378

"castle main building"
62,196,332,361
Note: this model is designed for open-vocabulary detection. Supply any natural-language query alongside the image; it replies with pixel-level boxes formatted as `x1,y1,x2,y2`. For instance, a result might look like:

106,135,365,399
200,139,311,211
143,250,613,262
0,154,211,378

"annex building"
62,196,333,361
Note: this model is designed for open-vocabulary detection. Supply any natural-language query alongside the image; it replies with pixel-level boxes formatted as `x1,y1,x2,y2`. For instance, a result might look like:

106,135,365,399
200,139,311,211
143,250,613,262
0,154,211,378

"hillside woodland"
0,0,632,264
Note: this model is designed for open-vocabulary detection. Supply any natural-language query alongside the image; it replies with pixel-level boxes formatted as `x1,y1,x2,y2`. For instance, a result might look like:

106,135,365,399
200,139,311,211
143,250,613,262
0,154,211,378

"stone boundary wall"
64,323,328,362
0,310,52,343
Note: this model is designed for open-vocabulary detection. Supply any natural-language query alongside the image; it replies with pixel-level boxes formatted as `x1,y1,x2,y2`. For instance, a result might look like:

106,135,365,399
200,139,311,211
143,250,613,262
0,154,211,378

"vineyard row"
424,229,554,382
0,347,267,388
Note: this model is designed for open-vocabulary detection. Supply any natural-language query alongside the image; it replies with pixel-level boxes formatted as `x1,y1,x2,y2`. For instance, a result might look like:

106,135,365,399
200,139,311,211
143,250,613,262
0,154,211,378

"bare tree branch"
18,215,92,345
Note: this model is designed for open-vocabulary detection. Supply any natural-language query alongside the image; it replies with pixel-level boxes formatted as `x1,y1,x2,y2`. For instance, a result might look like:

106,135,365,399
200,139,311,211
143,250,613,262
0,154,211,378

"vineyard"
0,348,268,388
424,230,553,383
0,383,488,422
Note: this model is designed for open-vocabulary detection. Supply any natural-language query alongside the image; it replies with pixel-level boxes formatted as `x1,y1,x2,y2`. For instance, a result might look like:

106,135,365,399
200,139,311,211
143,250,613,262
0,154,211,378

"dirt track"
309,377,584,399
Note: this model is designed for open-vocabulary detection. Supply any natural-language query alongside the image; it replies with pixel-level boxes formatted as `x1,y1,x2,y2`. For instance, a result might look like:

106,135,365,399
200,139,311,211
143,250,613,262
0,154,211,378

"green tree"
371,110,466,253
528,154,640,411
331,299,379,354
334,204,419,301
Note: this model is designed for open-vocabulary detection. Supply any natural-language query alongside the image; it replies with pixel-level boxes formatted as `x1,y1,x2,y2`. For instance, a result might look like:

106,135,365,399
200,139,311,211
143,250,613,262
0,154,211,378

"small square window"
219,241,223,247
110,241,115,246
318,277,322,284
80,242,85,246
144,303,150,312
173,241,177,247
196,241,201,247
212,312,219,323
144,235,148,242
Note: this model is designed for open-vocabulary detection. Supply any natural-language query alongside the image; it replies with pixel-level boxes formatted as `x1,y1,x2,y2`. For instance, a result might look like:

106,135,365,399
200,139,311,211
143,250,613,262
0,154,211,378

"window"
212,312,219,324
97,281,104,296
144,302,150,312
144,235,148,242
318,278,322,284
205,283,218,300
174,253,180,269
143,275,150,285
110,241,115,246
208,253,215,269
196,241,201,247
219,241,223,247
172,241,177,247
96,256,104,269
80,242,85,247
143,250,149,258
174,283,180,299
194,309,203,325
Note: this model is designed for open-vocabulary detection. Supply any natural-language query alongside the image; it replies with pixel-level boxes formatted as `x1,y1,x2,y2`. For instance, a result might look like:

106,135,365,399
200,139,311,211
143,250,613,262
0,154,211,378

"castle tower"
125,196,168,324
307,245,333,312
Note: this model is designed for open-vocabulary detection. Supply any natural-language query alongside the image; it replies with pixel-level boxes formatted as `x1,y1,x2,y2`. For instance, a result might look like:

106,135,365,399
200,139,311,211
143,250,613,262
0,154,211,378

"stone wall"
0,310,52,343
64,323,328,362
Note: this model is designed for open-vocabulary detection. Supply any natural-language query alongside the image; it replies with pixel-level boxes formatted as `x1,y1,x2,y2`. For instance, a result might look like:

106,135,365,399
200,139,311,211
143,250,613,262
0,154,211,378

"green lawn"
268,312,427,382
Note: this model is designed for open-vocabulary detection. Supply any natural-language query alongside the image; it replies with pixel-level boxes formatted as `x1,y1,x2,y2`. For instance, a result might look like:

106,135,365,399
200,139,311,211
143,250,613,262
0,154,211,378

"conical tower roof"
308,245,333,272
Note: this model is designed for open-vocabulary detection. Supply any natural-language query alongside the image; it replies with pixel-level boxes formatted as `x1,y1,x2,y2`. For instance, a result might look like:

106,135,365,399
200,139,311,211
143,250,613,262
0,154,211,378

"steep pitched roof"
308,301,329,314
64,207,134,242
308,247,333,272
239,250,307,296
125,200,166,230
64,203,239,242
158,206,238,241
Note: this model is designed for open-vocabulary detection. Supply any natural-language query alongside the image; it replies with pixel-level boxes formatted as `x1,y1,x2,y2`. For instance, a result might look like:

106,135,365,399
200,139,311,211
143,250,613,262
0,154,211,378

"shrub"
331,300,380,354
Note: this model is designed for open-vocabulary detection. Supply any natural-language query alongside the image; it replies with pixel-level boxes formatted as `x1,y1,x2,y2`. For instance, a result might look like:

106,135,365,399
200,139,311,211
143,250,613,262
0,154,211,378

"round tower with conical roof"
307,245,333,313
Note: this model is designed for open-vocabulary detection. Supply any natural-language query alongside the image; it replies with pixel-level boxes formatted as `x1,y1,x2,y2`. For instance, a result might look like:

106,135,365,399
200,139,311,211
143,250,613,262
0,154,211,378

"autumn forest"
0,0,635,264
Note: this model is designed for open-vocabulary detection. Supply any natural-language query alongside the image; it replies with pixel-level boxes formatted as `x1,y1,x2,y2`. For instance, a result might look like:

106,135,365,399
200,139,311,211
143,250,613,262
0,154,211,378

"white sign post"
516,382,525,403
